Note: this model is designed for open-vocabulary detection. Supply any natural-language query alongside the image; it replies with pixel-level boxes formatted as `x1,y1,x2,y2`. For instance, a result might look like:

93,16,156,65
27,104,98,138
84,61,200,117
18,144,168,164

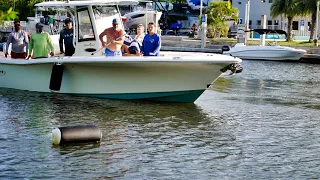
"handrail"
66,8,77,48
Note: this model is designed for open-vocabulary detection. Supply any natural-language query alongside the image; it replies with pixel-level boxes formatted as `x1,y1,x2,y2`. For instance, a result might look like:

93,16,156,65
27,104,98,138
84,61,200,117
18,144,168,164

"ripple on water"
0,60,320,179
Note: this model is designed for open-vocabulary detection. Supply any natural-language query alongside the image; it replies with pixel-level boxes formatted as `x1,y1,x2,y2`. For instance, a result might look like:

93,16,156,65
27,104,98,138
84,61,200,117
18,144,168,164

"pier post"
260,15,266,46
314,1,319,47
245,0,250,43
201,14,207,48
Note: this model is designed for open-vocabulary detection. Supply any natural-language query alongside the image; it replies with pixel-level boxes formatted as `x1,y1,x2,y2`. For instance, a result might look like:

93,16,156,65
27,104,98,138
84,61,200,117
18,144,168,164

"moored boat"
123,2,162,32
222,29,307,61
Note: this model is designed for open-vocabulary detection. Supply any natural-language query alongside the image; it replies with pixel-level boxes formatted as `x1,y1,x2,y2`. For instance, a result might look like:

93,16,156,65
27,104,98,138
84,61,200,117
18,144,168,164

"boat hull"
0,54,241,102
224,46,306,61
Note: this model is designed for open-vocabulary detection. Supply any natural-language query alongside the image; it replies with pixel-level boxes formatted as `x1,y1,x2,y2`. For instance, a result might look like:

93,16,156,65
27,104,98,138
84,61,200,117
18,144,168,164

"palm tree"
297,0,320,42
206,0,238,38
270,0,300,41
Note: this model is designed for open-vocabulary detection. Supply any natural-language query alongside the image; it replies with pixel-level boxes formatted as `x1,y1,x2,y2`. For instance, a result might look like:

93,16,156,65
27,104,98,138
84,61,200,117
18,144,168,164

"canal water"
0,60,319,179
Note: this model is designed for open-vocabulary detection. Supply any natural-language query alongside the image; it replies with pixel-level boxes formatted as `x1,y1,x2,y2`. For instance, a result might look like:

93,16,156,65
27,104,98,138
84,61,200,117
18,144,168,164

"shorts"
65,47,75,56
105,48,122,57
11,52,26,59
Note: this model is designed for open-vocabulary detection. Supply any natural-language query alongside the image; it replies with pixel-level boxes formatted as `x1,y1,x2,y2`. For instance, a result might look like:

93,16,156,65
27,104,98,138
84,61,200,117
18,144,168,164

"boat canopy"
35,0,139,7
247,29,287,36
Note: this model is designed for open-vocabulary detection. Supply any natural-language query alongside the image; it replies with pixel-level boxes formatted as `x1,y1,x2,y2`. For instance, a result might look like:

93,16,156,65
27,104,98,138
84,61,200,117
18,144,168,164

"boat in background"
187,0,209,13
222,29,307,61
26,7,68,35
123,1,162,32
0,0,242,103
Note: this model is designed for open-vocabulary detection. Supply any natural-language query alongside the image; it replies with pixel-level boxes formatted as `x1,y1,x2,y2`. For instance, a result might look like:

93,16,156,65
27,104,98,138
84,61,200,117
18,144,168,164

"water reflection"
0,87,243,179
1,60,320,179
211,60,320,110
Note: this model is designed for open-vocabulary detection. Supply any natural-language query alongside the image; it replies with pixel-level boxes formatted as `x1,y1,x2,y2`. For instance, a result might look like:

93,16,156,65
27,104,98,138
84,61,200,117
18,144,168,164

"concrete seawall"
160,36,320,64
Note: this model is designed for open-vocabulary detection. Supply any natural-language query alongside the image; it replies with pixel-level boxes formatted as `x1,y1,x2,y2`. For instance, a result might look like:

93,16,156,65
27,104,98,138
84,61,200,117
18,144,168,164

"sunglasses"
14,24,20,26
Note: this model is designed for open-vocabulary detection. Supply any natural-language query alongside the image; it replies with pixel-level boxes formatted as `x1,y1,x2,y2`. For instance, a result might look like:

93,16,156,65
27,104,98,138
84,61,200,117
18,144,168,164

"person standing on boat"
5,20,29,59
53,20,59,34
134,24,145,47
59,18,75,56
122,35,140,56
141,22,161,56
49,16,54,34
27,23,54,59
99,18,125,56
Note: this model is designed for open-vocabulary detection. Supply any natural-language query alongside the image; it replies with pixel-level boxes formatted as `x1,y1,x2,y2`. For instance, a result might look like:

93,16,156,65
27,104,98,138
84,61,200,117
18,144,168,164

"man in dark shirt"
59,18,75,56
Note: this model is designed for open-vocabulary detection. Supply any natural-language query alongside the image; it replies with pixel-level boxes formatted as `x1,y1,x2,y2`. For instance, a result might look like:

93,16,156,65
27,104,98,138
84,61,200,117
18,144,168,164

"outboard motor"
221,45,231,54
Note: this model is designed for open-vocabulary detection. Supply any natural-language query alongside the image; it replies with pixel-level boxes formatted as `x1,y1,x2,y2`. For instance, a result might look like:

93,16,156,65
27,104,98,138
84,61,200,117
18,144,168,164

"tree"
270,0,300,41
0,7,18,23
206,0,238,38
0,0,42,21
14,0,43,21
296,0,320,42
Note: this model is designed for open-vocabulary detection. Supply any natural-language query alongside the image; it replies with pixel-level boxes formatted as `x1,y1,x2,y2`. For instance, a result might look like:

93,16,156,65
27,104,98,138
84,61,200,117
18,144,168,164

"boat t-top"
0,0,242,103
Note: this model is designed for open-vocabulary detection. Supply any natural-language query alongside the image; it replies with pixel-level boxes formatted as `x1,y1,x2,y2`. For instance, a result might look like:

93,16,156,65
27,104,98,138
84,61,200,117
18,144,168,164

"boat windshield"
77,8,95,42
93,5,118,19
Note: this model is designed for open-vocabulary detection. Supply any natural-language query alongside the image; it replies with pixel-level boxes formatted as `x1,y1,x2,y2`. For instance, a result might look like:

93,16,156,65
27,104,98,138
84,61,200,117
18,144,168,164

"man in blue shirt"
141,22,161,56
59,18,75,56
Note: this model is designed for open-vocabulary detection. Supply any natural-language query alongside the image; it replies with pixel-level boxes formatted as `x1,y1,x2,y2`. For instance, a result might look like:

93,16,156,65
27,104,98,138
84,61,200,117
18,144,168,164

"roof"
247,29,287,36
35,0,139,7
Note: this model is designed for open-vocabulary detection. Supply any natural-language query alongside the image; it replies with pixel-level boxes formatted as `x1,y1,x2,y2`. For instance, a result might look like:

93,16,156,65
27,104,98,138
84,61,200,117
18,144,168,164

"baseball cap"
35,23,43,29
64,18,72,24
112,18,120,25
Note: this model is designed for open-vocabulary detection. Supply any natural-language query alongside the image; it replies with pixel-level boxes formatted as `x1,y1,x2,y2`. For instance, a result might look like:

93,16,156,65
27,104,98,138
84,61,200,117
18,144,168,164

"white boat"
0,0,242,103
123,4,162,31
187,0,209,11
223,43,306,61
26,7,68,35
223,29,307,61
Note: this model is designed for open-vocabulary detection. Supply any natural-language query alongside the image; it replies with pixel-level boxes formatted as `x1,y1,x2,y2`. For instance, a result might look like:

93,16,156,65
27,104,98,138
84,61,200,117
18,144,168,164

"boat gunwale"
0,56,241,65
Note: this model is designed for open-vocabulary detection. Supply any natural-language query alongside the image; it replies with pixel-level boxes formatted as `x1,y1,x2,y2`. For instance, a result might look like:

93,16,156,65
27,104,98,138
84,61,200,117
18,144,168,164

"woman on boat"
134,24,145,47
121,35,141,56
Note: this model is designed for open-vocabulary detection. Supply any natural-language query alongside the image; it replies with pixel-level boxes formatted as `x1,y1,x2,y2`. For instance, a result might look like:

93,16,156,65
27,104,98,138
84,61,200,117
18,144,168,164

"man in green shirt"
27,23,54,59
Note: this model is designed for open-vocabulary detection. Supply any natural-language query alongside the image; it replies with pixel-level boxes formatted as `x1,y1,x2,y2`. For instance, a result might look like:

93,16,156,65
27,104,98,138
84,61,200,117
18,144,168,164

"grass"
210,38,315,47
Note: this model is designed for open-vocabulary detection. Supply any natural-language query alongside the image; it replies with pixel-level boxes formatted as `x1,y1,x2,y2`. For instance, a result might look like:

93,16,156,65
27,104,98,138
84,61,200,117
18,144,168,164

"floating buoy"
52,125,102,145
49,63,64,91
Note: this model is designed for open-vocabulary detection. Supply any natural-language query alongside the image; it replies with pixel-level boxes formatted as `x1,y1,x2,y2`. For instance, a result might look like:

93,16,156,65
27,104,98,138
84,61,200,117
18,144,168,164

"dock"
161,36,320,64
300,54,320,64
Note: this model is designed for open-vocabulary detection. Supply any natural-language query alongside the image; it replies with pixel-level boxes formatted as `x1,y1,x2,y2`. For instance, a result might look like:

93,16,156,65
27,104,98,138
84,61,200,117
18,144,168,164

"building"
232,0,313,39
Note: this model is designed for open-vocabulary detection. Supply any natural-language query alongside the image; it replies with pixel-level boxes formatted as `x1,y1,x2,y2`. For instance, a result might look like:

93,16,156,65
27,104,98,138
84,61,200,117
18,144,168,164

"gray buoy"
52,125,102,145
